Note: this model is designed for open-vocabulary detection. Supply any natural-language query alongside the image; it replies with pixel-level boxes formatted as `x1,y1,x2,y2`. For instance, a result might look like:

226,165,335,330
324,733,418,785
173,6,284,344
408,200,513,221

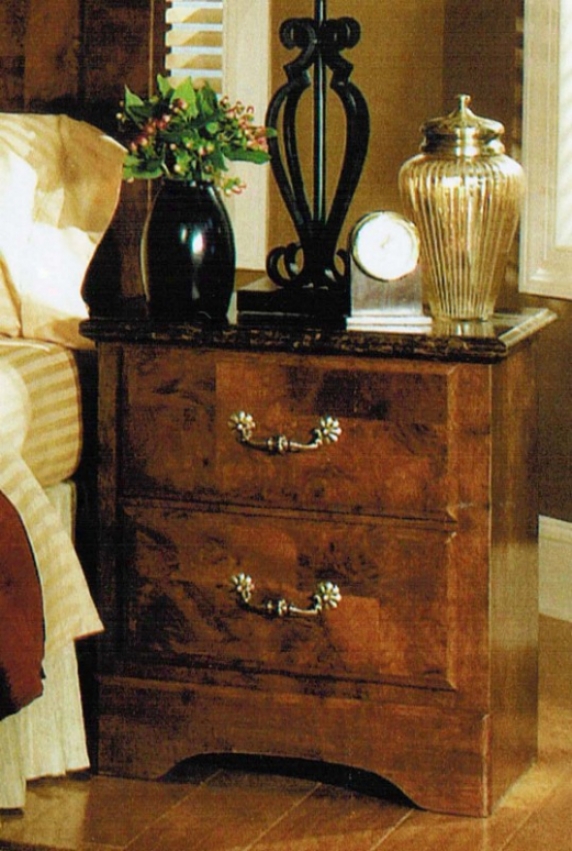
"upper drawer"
120,346,484,520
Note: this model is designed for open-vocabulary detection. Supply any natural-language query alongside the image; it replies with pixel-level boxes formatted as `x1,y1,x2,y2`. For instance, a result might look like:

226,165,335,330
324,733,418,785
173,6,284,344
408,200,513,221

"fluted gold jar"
398,95,524,321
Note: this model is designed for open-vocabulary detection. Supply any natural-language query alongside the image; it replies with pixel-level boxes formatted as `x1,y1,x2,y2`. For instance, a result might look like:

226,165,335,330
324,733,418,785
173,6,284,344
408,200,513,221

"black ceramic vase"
141,179,235,323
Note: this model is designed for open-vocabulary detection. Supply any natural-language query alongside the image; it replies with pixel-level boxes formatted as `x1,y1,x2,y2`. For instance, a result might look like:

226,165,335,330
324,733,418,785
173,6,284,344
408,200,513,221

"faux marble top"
80,306,556,364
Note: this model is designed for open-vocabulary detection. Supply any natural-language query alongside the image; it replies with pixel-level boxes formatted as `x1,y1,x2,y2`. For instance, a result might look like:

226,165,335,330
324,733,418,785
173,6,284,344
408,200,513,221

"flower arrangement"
117,74,274,194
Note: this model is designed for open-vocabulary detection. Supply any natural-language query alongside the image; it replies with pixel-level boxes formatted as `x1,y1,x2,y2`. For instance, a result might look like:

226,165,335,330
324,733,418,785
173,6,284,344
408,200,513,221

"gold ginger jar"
398,95,524,321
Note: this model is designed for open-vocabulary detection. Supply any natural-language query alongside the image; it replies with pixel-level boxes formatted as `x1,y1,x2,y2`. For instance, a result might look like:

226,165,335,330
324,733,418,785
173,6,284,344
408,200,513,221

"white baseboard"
539,515,572,623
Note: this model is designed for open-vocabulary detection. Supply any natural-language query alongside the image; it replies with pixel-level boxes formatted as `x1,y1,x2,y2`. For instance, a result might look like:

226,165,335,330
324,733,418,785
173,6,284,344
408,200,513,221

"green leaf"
209,148,227,172
123,162,164,180
172,148,192,168
225,148,271,165
156,75,173,99
172,77,198,114
123,149,165,179
124,85,145,109
196,84,218,115
125,105,153,124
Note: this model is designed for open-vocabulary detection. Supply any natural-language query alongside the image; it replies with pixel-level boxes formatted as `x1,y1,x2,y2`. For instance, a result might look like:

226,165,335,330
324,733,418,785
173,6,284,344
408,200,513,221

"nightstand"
81,308,554,816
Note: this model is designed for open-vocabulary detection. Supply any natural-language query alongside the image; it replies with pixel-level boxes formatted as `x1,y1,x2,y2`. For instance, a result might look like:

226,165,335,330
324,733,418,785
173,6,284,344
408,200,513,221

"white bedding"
0,339,103,809
0,111,124,811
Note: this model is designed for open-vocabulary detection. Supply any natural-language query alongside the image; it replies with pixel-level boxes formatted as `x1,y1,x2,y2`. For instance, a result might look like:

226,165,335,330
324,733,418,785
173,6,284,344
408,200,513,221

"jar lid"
420,94,506,156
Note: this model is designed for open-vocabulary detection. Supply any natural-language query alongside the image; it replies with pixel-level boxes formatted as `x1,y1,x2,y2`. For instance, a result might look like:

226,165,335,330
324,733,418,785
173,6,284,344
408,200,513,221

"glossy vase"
141,179,235,323
398,95,524,321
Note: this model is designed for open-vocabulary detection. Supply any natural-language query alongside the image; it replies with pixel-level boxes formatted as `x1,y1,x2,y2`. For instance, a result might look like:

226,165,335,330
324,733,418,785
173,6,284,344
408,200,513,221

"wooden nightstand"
81,308,554,817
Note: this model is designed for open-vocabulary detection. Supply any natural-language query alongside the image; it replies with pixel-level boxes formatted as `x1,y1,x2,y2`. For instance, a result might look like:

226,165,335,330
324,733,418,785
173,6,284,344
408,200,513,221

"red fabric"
0,491,44,720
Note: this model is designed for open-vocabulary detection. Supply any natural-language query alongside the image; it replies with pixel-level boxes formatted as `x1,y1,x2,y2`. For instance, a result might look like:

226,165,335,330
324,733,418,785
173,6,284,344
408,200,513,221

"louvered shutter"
164,0,270,270
166,0,224,91
521,0,572,298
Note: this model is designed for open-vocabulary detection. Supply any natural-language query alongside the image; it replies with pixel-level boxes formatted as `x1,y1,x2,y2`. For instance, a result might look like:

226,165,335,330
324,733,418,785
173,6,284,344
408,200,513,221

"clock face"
350,211,420,282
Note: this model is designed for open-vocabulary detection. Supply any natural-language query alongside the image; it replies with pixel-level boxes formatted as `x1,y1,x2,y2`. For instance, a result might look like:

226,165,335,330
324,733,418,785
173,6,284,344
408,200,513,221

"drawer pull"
228,412,342,455
230,572,342,619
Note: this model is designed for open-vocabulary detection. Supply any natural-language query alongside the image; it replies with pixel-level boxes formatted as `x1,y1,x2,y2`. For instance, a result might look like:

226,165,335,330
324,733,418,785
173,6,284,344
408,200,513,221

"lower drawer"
121,503,457,691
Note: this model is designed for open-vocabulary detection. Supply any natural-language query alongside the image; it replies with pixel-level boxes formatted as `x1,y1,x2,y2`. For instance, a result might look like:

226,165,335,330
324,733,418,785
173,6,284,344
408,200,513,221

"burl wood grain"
122,505,455,689
94,340,539,817
120,348,458,521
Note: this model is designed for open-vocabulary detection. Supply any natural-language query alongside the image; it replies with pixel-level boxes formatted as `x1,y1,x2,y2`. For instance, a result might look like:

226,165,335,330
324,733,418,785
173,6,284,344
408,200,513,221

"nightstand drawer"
121,503,457,691
121,347,474,521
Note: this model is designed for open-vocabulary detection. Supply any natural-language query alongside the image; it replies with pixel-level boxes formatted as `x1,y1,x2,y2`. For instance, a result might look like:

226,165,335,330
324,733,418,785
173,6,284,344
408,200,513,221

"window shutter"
164,0,271,270
165,0,224,91
520,0,572,300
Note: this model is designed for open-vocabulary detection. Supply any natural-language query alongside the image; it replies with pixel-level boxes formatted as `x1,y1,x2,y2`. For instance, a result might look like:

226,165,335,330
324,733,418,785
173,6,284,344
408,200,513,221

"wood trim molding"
539,515,572,622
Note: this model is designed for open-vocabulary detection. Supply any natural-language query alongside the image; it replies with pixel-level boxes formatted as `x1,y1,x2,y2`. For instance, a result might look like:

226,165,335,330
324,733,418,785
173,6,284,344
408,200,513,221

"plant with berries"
117,75,274,194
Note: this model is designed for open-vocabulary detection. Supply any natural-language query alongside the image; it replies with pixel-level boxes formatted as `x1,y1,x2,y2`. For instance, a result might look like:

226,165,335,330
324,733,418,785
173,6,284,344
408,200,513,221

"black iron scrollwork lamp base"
237,0,370,326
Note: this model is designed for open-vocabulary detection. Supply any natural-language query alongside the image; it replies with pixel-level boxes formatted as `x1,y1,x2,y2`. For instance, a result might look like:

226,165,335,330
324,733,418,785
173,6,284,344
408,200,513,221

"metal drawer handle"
230,572,342,619
228,412,341,455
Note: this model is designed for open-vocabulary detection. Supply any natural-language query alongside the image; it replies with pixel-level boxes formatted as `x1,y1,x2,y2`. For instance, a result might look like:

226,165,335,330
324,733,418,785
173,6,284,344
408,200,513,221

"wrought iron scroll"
265,1,370,308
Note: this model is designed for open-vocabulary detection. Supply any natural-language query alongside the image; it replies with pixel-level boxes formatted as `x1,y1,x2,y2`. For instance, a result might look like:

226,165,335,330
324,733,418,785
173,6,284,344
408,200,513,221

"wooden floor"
0,616,570,851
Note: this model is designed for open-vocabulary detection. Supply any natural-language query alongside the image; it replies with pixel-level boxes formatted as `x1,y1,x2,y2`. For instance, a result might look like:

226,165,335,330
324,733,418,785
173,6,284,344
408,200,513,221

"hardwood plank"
78,774,210,848
539,616,572,709
374,755,571,851
126,770,319,851
537,703,572,764
503,766,572,851
371,809,529,851
504,742,572,809
78,845,121,851
0,775,191,850
248,783,413,851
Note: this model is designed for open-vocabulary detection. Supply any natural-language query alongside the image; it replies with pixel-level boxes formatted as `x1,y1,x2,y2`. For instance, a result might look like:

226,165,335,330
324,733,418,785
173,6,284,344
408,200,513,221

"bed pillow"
0,113,125,348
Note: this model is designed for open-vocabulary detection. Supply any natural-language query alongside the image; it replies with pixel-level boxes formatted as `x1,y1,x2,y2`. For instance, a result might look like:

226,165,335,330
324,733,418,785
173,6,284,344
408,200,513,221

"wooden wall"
0,0,84,111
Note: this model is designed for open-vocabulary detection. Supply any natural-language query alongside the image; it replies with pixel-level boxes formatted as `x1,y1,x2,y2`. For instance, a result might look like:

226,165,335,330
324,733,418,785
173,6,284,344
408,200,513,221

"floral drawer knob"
230,573,342,620
228,412,341,455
